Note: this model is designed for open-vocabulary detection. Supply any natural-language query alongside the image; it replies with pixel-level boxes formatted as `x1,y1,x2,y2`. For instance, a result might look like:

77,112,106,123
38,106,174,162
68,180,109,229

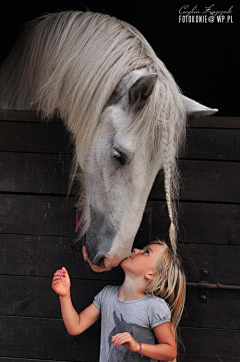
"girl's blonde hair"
144,239,186,362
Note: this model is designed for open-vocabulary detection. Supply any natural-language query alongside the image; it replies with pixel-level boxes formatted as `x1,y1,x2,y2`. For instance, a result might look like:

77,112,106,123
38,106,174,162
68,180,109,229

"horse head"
74,68,217,272
0,11,218,272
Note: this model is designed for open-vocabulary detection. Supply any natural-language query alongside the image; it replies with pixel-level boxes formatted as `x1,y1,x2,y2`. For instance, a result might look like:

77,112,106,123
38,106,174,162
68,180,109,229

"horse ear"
129,74,157,111
183,95,218,118
113,310,120,324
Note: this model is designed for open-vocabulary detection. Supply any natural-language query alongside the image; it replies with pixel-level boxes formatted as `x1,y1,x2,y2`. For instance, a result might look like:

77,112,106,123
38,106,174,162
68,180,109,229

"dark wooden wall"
0,110,239,362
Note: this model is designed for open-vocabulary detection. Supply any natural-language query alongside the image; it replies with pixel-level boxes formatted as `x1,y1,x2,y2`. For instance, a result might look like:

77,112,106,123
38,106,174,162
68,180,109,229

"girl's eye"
144,250,149,255
112,149,126,166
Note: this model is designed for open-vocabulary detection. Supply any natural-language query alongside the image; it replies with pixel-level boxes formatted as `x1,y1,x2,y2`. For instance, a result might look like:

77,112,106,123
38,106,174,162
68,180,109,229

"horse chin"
82,246,113,273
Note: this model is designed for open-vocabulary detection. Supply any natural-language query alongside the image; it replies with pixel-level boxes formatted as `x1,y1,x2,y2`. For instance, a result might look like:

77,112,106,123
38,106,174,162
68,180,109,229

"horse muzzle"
82,245,115,272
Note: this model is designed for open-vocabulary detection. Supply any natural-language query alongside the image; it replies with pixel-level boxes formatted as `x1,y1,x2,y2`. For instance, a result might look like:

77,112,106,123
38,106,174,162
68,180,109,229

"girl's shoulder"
93,285,119,310
101,284,119,294
146,295,171,314
146,296,172,326
97,284,119,299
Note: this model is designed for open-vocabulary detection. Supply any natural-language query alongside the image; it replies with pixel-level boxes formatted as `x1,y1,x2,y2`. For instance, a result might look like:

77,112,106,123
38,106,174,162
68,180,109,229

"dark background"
0,1,239,116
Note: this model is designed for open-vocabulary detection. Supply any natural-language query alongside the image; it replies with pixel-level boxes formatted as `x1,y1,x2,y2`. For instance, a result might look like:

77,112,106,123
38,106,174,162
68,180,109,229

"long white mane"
0,11,186,253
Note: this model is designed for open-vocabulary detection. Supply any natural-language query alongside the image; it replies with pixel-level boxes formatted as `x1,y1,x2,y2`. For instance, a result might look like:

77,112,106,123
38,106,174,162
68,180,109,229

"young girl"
52,239,186,362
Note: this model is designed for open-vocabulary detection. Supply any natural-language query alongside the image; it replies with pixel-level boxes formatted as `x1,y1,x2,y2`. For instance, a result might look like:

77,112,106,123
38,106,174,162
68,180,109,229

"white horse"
0,11,218,272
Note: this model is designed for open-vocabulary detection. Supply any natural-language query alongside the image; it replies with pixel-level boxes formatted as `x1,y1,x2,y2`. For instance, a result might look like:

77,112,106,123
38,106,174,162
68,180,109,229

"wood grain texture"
0,315,239,362
0,121,73,153
1,153,240,203
0,110,239,128
0,112,239,362
0,275,239,330
151,201,240,246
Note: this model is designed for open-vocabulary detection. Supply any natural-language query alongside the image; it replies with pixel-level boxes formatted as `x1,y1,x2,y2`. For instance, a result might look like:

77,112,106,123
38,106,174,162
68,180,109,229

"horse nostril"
95,257,105,268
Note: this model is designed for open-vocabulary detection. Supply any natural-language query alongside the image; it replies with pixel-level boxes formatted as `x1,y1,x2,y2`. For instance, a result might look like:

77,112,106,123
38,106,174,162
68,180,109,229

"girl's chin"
120,256,131,268
120,256,130,262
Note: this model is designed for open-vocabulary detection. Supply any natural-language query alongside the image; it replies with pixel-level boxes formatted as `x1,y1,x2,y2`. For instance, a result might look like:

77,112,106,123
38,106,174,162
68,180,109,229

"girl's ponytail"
144,239,186,362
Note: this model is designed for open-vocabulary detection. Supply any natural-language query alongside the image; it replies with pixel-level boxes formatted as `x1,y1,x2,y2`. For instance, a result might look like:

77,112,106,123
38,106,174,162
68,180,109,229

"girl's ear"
145,270,155,281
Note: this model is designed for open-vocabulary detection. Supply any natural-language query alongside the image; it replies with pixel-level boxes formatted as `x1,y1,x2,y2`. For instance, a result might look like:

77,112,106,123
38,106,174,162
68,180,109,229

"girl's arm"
112,322,177,361
59,294,100,336
52,267,100,336
141,322,177,360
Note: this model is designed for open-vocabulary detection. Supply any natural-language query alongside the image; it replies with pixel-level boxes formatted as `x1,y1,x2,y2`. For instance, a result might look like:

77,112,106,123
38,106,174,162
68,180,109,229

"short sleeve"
93,285,111,311
148,298,171,328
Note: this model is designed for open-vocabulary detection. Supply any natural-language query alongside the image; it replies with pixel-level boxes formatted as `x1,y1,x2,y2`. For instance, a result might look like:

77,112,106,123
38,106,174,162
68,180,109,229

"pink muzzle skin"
82,246,113,273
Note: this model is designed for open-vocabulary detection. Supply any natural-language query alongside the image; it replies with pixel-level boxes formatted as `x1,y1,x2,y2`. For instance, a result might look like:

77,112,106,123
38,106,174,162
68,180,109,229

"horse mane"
0,11,186,252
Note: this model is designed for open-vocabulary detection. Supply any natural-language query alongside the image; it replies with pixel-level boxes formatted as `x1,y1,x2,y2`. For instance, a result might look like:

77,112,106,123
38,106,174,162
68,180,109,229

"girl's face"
120,243,165,278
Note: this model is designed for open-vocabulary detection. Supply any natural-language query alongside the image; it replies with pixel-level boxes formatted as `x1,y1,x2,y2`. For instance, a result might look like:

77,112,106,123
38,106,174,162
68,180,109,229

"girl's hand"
52,267,71,297
111,332,139,353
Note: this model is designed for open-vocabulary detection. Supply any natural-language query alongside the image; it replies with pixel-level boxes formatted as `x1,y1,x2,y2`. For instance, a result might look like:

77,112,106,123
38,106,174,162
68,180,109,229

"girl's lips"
82,246,112,273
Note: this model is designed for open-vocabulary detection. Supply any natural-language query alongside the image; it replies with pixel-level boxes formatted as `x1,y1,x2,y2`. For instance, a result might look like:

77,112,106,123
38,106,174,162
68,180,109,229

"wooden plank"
0,315,239,362
151,201,240,246
187,116,240,129
0,350,237,362
0,315,100,361
0,121,73,153
0,120,239,161
0,110,239,128
178,243,240,285
0,153,73,194
0,353,237,362
0,194,74,236
0,276,119,318
0,231,239,286
0,201,151,280
180,327,240,360
0,194,239,250
178,353,238,362
1,153,240,203
0,234,124,281
151,160,240,203
180,243,240,287
182,128,240,161
182,288,240,330
0,205,151,279
0,191,150,240
1,195,239,268
0,275,239,330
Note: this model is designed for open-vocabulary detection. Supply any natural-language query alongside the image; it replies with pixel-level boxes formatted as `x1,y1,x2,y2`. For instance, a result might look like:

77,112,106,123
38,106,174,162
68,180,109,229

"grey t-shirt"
93,285,171,362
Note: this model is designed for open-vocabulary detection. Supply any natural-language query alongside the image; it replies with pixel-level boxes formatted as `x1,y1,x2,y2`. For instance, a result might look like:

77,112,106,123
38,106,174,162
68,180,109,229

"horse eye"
112,149,126,166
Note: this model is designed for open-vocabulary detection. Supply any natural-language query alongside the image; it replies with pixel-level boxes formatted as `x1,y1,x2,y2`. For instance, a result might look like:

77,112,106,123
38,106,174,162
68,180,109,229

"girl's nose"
133,248,142,254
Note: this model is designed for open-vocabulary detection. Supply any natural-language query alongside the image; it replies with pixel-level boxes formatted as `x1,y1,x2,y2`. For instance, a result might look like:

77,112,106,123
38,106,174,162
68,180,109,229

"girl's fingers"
114,337,130,347
112,332,130,339
53,268,69,280
52,280,60,285
60,267,68,276
54,270,65,276
52,280,61,285
112,333,131,346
